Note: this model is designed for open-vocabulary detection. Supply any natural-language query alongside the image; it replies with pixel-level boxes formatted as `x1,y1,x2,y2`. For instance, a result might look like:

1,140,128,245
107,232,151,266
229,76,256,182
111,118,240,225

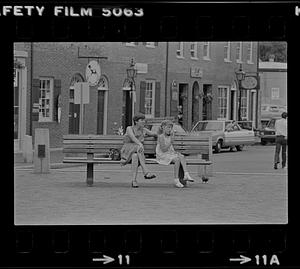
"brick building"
14,42,259,152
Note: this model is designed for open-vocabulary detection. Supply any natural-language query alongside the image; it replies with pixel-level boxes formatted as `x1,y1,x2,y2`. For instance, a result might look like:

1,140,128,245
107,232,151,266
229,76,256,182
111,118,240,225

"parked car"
190,120,255,153
261,104,287,119
259,117,280,145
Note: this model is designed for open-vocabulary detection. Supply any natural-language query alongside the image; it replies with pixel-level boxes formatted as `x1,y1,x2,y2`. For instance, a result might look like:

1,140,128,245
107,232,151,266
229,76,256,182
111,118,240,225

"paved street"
14,145,287,225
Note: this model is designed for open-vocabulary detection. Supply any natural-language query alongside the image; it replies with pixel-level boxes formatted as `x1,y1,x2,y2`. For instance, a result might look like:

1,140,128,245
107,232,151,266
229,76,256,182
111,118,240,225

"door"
69,89,80,134
122,90,132,130
192,81,200,127
230,90,236,120
179,84,188,130
224,124,254,146
97,90,105,134
203,84,212,120
14,69,20,150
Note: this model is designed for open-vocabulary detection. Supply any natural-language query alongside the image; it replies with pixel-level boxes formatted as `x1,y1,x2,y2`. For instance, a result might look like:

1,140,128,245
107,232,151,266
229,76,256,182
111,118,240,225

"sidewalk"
14,163,288,225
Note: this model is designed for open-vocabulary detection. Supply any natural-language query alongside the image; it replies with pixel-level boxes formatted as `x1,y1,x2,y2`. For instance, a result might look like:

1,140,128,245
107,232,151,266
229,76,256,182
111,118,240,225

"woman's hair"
132,113,146,125
158,120,174,134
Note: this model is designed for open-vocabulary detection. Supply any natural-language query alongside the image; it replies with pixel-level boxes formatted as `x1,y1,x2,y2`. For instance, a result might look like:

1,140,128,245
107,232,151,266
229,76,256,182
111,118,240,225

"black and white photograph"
14,41,288,225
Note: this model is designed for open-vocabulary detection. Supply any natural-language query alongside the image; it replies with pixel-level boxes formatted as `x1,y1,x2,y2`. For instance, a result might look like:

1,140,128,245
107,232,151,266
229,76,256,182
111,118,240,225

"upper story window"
236,42,243,63
39,77,54,122
203,42,210,60
176,42,184,58
247,42,254,64
190,42,198,59
224,42,231,62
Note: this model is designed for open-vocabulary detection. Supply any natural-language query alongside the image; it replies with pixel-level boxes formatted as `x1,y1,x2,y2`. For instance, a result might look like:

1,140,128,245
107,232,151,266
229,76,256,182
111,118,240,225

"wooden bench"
63,135,213,186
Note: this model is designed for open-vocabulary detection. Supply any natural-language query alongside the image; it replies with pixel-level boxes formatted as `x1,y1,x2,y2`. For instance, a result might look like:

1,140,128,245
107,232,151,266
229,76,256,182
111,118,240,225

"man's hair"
281,112,288,119
132,113,146,125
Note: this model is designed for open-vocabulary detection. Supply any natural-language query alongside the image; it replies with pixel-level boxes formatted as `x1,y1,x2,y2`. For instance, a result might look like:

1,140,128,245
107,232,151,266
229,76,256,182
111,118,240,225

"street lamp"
235,63,246,121
126,59,137,126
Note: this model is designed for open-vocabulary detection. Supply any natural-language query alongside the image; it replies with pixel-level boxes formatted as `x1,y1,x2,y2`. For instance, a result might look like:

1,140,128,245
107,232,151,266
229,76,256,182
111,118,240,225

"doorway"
122,90,132,130
178,84,188,130
68,89,80,134
192,81,200,127
14,69,20,151
203,84,212,120
230,90,236,120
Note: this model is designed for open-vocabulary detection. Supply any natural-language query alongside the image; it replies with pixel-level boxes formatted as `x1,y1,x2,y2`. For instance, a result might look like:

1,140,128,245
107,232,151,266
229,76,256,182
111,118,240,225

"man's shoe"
274,164,278,169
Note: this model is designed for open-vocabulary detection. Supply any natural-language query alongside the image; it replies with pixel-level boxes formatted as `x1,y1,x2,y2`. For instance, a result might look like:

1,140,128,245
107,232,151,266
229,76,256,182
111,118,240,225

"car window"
193,121,223,131
268,119,276,129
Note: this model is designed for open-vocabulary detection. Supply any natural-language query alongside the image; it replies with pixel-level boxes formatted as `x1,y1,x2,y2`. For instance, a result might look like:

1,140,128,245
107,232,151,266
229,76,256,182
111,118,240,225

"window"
218,86,229,119
145,81,156,118
39,77,53,122
236,42,243,63
271,88,280,99
240,90,248,119
176,42,184,58
247,42,253,64
190,42,198,59
203,42,210,60
224,42,231,62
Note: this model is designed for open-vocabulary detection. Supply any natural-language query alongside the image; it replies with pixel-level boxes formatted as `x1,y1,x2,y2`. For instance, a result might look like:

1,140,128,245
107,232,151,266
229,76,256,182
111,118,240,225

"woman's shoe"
174,178,184,188
131,181,139,188
184,172,195,182
144,173,156,179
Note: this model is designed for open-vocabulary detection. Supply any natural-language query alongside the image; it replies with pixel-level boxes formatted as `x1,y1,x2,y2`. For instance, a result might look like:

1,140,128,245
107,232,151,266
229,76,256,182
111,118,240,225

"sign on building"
190,67,203,78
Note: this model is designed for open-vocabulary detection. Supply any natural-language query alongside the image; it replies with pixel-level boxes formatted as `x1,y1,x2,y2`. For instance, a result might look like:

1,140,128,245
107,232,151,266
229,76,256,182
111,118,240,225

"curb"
14,163,85,170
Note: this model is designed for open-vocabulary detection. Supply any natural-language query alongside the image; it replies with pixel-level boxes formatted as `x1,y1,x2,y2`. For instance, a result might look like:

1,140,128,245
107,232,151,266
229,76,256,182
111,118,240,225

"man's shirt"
275,118,287,137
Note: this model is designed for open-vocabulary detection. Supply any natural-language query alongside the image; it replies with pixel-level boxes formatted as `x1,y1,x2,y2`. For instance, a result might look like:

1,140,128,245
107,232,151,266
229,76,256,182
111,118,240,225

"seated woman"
120,113,157,188
156,120,195,188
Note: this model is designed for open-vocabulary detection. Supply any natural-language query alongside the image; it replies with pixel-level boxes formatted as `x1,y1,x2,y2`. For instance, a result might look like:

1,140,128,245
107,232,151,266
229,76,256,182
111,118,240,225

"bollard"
23,135,33,163
33,128,50,173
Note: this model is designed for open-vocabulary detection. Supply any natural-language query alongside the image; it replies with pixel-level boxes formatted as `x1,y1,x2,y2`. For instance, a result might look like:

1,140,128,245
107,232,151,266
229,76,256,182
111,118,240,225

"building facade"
259,60,287,108
14,42,259,151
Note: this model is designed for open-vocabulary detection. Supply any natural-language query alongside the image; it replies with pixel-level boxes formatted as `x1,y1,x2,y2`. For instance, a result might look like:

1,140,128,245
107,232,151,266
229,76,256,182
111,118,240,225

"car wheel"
261,140,267,145
214,140,222,153
236,145,244,151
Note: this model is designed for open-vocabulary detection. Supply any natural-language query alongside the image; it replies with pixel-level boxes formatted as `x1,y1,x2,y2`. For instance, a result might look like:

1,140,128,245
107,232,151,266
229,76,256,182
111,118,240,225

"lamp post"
126,59,137,126
235,63,246,121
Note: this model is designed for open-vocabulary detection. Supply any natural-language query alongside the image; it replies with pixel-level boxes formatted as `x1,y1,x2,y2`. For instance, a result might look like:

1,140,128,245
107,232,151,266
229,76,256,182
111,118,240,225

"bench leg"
86,163,94,186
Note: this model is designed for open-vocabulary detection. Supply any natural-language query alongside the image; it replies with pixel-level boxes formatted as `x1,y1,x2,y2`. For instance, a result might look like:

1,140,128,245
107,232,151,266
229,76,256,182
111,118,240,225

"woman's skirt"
120,143,140,166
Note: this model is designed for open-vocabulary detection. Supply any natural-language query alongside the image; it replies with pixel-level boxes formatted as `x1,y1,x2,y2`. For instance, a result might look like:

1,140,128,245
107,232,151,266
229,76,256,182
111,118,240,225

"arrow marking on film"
230,255,251,264
93,255,115,264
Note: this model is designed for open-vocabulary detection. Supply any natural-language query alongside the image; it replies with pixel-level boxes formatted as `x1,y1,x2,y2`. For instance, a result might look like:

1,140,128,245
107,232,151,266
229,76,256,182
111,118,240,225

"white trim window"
240,90,248,119
145,80,156,118
236,42,243,63
271,88,280,99
224,42,231,62
203,42,210,60
176,42,184,58
39,77,54,122
247,42,254,64
190,42,198,59
218,86,229,119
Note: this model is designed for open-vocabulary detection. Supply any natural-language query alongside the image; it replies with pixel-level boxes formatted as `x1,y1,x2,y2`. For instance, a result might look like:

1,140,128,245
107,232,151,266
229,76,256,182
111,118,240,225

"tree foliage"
259,42,287,62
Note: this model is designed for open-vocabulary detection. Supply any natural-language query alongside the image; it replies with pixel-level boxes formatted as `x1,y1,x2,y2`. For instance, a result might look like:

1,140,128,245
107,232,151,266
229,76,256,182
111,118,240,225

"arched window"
98,76,109,91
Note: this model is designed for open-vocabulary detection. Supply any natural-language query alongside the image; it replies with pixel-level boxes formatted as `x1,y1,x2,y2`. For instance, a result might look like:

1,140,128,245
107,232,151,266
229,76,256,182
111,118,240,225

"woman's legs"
173,156,180,178
131,154,139,184
173,156,184,188
178,154,195,182
136,151,153,176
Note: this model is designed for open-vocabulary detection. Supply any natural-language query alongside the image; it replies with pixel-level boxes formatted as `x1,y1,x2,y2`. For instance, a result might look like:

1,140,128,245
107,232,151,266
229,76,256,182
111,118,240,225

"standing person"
120,113,157,188
274,112,288,169
156,120,195,188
